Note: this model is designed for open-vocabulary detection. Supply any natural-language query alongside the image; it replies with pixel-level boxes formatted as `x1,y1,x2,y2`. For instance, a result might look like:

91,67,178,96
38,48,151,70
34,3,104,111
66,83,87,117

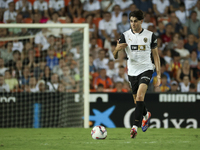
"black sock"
143,102,147,116
133,101,144,127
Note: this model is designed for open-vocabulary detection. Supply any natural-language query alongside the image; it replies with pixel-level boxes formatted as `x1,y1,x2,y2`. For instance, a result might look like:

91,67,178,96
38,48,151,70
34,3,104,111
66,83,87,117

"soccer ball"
91,126,107,140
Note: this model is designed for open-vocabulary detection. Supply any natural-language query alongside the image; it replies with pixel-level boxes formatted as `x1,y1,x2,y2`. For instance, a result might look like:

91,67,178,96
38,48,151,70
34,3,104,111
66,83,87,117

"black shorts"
128,70,153,94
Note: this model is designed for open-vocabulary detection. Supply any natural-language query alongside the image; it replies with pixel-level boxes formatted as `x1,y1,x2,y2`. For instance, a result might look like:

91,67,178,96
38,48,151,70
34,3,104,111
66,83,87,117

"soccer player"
112,10,161,138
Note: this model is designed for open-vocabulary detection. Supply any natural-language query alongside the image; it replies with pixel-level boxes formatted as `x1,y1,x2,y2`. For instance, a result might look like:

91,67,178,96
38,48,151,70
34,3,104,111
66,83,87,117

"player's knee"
136,95,144,102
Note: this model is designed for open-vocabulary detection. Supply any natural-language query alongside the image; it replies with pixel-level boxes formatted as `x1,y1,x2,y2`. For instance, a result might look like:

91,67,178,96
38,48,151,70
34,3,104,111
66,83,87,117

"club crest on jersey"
143,37,147,43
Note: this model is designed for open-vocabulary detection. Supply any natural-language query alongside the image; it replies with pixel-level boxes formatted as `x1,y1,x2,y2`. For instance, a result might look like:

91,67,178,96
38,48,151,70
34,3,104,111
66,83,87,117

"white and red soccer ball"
91,126,107,140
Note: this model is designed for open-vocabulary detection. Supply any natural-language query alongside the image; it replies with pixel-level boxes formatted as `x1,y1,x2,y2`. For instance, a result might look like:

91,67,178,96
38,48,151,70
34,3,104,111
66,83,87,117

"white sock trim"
132,125,138,131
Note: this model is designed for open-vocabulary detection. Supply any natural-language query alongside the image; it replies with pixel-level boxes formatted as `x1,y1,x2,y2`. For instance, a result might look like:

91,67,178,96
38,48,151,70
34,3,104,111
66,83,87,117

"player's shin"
133,101,144,128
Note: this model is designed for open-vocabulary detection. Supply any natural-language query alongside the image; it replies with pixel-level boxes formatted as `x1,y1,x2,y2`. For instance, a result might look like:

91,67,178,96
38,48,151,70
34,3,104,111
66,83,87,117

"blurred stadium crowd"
0,0,200,93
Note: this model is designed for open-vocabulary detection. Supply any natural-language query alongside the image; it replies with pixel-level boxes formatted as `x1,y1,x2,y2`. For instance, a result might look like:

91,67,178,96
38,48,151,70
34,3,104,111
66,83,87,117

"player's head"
129,10,144,32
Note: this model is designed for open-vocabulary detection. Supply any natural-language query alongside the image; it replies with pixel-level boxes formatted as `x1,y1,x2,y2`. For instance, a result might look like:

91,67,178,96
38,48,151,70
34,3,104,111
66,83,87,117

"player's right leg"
130,84,148,138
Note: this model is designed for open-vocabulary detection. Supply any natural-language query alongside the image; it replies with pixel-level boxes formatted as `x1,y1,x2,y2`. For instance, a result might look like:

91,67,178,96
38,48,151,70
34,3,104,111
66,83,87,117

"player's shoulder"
122,29,132,36
142,29,154,35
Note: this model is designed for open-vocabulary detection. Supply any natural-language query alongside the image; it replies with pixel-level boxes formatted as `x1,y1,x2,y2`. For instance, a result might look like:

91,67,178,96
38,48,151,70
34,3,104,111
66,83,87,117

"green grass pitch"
0,128,199,150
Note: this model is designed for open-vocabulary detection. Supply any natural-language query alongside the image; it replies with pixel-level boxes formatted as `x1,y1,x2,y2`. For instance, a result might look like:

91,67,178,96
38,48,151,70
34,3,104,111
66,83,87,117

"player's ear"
140,19,143,24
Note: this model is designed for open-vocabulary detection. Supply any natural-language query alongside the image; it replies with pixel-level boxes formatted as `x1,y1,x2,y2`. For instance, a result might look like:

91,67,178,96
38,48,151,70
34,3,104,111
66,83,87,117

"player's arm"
151,33,161,87
112,34,127,59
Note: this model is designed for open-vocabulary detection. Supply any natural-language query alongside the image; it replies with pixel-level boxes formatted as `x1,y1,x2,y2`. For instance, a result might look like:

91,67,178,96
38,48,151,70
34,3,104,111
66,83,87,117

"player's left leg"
130,83,148,138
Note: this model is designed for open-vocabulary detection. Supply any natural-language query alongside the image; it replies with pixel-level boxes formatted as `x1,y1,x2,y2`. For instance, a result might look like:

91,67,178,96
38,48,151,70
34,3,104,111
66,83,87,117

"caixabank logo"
0,97,16,103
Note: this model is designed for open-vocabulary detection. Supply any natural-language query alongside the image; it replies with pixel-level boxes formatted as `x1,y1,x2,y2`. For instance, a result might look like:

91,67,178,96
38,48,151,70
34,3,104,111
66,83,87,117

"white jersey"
119,28,157,76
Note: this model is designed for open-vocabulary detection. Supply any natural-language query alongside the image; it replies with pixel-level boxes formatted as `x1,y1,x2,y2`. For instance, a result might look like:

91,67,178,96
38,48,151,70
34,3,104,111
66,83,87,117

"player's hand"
116,40,128,51
155,76,161,87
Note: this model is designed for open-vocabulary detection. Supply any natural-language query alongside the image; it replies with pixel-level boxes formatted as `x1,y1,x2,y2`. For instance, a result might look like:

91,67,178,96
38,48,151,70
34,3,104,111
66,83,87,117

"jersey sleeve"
119,34,126,44
150,33,157,49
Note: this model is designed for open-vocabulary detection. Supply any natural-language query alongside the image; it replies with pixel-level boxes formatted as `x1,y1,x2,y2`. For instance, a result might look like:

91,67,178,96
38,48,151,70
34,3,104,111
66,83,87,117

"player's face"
130,17,143,33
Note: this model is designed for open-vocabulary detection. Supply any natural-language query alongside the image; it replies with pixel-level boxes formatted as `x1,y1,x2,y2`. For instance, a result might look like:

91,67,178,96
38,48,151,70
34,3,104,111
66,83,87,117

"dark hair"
111,41,117,46
179,2,185,7
129,10,144,20
161,74,167,79
97,83,104,88
122,13,128,17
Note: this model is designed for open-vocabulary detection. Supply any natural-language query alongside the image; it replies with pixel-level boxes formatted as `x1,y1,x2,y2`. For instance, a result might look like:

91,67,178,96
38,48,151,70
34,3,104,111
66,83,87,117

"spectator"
169,12,184,36
37,80,46,92
166,33,180,50
93,68,113,89
46,12,61,34
29,77,37,92
0,28,8,37
5,50,21,69
114,0,133,12
60,65,76,90
4,70,18,91
175,2,189,25
8,13,23,36
159,74,170,92
170,52,181,79
194,0,200,19
93,49,109,71
0,42,13,64
195,27,200,43
89,38,102,59
46,47,59,70
176,59,193,82
3,1,17,23
168,80,179,92
100,0,115,13
89,55,96,73
157,21,165,37
96,83,104,92
47,73,59,92
0,58,8,76
106,60,117,80
33,0,49,18
68,0,83,18
134,0,152,13
161,24,173,43
189,50,198,69
184,11,200,36
49,0,65,16
14,60,23,80
169,0,181,12
111,81,128,92
126,4,137,16
0,74,10,92
52,58,65,77
12,39,24,53
184,34,197,53
123,81,131,92
57,83,66,92
189,83,196,92
152,0,170,17
113,65,128,83
34,59,46,80
15,0,32,18
197,77,200,92
107,41,116,60
193,59,200,81
20,66,30,86
162,48,172,67
85,14,98,39
23,49,39,74
98,11,118,42
111,5,123,25
0,0,7,13
151,63,171,85
141,12,154,29
54,38,65,59
117,13,130,35
175,39,190,60
33,12,42,23
179,75,190,92
42,66,51,82
183,0,198,12
197,41,200,60
83,0,101,18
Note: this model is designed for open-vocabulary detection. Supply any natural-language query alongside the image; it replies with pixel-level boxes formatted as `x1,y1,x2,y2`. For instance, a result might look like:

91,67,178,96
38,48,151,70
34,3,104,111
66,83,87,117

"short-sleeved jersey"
119,28,157,76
